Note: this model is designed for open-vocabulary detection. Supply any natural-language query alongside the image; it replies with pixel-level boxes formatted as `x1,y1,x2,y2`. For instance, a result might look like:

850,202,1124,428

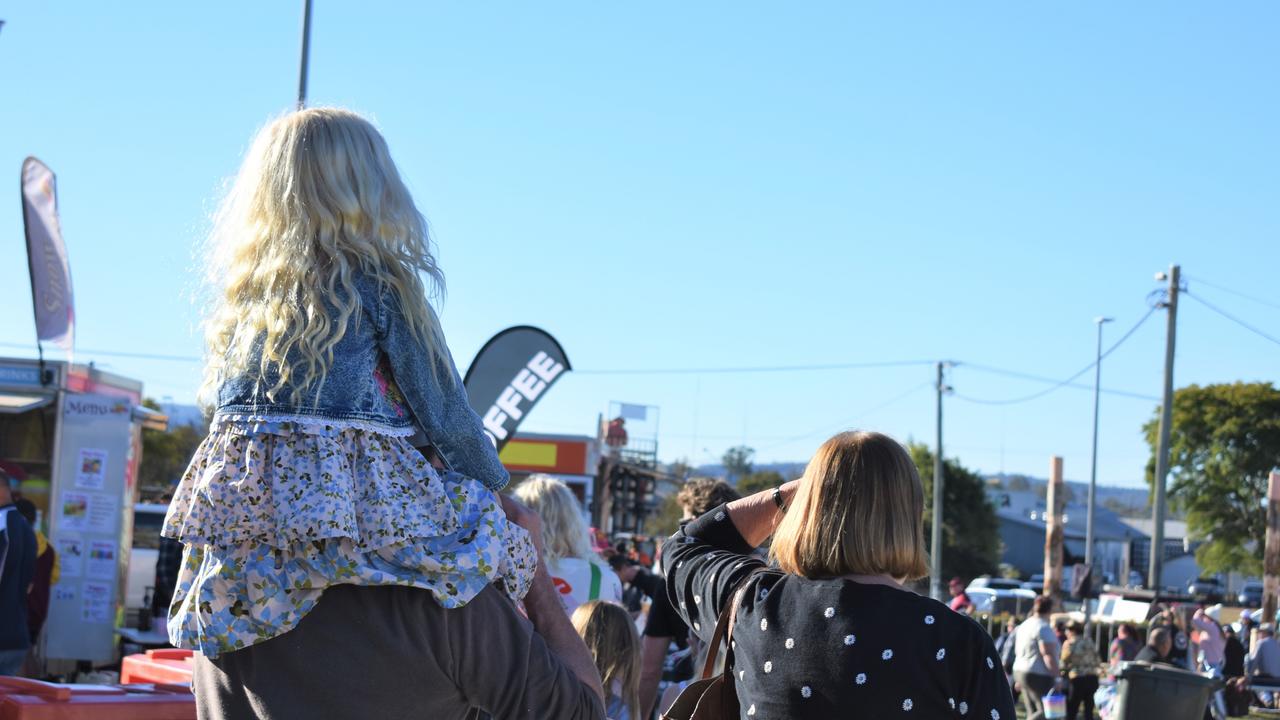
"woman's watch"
772,487,787,512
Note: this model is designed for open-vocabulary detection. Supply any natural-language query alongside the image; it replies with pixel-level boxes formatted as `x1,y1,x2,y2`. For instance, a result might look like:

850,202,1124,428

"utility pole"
1148,264,1180,594
1085,317,1113,606
297,0,314,109
930,362,949,601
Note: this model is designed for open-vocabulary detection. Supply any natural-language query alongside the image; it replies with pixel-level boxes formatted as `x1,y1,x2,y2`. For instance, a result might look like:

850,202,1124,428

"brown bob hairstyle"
770,431,930,581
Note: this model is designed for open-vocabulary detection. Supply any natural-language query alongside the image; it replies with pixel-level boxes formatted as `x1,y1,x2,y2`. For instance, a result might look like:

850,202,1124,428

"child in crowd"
572,600,642,720
162,107,536,660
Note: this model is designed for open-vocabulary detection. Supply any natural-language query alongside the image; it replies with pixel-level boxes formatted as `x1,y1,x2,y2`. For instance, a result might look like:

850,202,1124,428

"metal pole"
930,361,946,601
1085,320,1112,567
1148,264,1180,593
296,0,313,110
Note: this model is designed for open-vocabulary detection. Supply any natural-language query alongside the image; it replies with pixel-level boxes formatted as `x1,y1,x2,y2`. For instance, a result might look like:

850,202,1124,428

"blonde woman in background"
164,108,604,719
573,600,643,720
514,475,624,613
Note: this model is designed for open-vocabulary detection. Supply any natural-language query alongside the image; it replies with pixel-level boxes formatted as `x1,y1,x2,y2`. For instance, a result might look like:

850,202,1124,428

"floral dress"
162,417,536,657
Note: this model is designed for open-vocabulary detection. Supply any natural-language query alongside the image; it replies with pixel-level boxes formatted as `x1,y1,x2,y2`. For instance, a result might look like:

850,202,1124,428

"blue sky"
1,2,1276,489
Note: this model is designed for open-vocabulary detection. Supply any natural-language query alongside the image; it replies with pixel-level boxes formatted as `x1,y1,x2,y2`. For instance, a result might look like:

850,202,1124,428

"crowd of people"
0,106,1273,720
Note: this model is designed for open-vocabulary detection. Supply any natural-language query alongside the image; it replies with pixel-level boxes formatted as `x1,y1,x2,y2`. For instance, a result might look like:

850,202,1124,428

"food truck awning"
0,392,53,414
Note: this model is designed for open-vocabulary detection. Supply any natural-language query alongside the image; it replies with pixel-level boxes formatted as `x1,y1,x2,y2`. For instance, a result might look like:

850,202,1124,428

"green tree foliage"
1144,382,1280,576
646,493,684,539
139,399,207,503
909,442,1001,582
737,470,785,496
722,445,755,485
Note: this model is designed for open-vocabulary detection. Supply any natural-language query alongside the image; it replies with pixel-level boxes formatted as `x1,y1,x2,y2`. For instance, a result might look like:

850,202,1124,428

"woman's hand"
726,479,802,548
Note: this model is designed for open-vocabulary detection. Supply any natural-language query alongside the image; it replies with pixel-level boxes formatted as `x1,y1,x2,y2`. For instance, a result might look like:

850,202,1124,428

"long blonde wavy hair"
512,475,603,568
199,107,445,406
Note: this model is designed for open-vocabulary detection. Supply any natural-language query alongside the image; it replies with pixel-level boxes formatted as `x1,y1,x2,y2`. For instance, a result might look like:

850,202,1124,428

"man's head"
949,577,966,596
1005,618,1018,633
676,478,741,520
1148,626,1172,657
0,468,12,505
1118,623,1136,639
1066,621,1085,638
1033,594,1054,617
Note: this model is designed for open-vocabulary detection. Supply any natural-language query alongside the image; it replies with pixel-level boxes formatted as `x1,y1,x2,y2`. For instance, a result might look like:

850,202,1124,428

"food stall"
0,356,165,666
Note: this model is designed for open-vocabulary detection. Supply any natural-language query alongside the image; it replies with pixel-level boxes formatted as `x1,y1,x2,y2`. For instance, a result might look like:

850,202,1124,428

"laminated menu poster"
56,536,84,578
74,448,108,490
81,582,112,623
58,492,118,534
87,541,117,580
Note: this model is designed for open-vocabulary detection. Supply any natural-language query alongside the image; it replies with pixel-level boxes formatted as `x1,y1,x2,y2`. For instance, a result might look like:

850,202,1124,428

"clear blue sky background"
2,2,1276,489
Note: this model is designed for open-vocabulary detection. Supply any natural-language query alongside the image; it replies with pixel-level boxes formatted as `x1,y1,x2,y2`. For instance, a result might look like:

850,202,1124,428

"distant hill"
985,472,1155,519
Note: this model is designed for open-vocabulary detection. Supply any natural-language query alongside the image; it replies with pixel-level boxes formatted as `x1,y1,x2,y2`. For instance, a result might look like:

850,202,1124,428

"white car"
124,503,168,617
966,577,1037,615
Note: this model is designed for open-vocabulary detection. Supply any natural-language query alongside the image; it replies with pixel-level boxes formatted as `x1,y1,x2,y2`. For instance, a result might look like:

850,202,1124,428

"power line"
0,341,203,363
1184,290,1280,348
1186,275,1280,312
954,304,1162,405
573,359,937,375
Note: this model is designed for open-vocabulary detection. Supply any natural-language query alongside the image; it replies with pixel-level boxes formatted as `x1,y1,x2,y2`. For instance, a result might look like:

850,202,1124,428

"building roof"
988,489,1145,542
1117,517,1192,541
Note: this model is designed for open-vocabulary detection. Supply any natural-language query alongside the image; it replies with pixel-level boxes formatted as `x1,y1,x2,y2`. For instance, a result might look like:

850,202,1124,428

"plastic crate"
0,676,194,720
120,649,195,685
1112,661,1216,720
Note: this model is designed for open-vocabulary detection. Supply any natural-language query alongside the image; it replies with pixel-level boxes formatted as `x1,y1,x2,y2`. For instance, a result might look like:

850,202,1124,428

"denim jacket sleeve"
368,282,511,491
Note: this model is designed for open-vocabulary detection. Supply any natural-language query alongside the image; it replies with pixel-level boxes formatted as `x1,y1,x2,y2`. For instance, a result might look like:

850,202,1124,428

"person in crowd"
1054,618,1068,646
151,535,183,625
638,477,740,718
1014,595,1061,720
0,470,36,676
1248,624,1280,678
662,431,1015,718
572,600,642,720
14,499,57,646
995,617,1018,671
513,475,623,613
1108,623,1139,673
1239,614,1256,654
1135,626,1173,665
949,577,973,614
1192,605,1226,673
164,108,603,719
1223,625,1246,678
1060,621,1100,720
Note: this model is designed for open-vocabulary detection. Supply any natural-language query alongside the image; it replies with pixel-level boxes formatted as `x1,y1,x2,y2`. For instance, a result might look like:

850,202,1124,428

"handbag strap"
699,566,764,680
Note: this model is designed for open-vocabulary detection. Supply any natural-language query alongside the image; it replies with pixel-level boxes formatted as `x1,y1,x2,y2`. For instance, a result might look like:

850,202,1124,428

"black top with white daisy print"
662,504,1017,719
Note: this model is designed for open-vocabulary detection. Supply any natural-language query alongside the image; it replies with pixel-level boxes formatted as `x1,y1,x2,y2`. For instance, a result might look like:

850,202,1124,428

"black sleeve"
642,578,685,639
660,504,765,645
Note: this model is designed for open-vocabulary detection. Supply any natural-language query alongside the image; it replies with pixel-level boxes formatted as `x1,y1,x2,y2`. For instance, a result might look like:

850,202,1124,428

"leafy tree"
909,443,1001,582
667,457,693,482
737,470,785,496
722,445,755,485
139,399,207,503
1144,382,1280,576
646,493,684,538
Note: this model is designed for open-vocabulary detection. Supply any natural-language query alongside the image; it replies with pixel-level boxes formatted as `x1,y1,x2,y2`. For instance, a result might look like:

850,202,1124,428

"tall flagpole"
297,0,313,109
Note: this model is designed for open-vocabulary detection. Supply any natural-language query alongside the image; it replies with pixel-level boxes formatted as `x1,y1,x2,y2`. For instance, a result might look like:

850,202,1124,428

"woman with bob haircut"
663,431,1015,719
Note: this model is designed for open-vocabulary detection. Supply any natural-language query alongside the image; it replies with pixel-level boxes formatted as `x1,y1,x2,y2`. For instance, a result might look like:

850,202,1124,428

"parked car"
1022,574,1070,593
966,578,1037,615
1238,581,1264,608
125,503,168,619
1187,577,1224,603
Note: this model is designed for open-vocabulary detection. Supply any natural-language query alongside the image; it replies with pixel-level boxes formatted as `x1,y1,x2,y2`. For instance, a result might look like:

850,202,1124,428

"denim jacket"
216,277,509,490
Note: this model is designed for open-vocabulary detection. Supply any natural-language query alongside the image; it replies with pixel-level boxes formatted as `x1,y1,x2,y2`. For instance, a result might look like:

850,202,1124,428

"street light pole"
297,0,313,110
1085,317,1112,570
